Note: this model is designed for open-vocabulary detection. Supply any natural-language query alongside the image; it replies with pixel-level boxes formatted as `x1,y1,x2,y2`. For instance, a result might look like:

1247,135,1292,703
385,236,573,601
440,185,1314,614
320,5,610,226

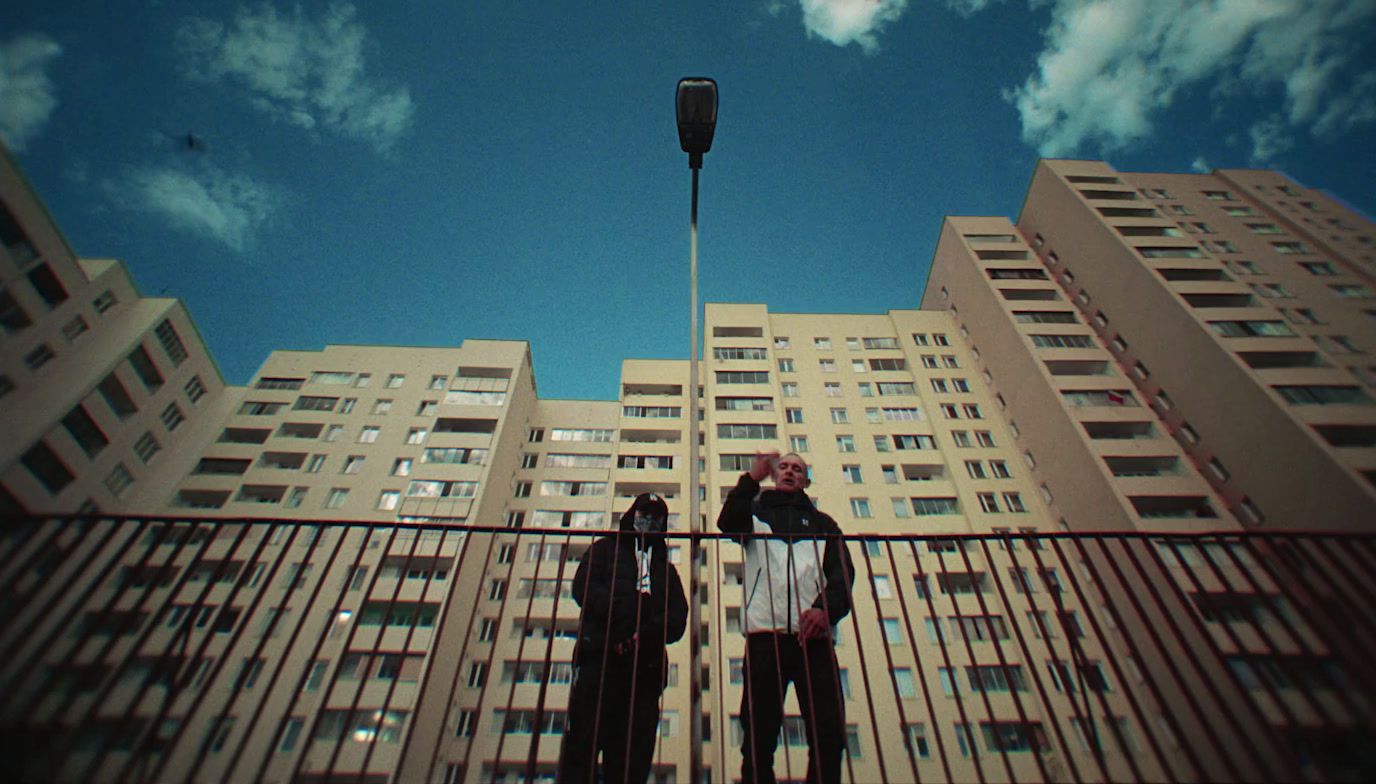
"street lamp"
676,76,715,784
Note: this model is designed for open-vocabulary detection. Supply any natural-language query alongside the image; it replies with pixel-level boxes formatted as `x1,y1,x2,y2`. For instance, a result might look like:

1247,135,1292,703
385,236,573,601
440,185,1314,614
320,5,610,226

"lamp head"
676,77,718,167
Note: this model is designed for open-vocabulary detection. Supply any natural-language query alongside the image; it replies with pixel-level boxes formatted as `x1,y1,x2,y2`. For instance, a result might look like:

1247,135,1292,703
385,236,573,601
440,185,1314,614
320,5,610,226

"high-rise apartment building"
1,148,233,519
922,160,1376,532
2,147,1372,783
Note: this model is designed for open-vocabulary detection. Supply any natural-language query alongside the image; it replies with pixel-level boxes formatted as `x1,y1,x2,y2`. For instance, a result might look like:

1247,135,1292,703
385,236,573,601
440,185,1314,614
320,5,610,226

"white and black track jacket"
717,474,855,635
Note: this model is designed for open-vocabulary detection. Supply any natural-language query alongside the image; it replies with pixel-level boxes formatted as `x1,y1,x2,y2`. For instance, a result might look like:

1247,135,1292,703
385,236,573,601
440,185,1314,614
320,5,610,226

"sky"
3,0,1375,400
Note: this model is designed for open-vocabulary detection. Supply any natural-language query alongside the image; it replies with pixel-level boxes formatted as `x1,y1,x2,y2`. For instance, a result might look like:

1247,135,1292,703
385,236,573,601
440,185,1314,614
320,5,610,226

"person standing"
717,452,854,784
559,493,688,784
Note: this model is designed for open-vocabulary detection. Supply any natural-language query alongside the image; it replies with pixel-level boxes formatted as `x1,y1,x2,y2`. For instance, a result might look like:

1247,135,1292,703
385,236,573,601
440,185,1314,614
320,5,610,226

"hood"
619,491,670,532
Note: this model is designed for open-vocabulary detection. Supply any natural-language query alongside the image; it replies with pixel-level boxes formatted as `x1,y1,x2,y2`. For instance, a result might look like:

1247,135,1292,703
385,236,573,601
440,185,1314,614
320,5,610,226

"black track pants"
739,632,845,784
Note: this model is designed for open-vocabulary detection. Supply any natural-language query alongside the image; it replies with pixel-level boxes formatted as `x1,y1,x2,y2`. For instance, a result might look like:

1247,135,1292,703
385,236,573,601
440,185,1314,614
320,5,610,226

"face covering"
633,512,666,534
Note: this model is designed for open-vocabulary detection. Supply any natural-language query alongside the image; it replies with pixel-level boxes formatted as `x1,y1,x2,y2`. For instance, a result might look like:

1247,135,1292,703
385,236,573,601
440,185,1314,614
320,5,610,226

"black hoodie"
571,513,689,666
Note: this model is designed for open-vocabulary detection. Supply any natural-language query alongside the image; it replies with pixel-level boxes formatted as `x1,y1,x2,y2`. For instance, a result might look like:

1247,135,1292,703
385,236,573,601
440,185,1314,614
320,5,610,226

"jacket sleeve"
811,518,856,625
641,560,689,646
716,473,760,539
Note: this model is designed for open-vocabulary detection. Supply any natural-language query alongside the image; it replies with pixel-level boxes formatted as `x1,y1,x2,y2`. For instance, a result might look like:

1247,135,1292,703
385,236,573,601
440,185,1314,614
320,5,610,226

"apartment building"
1,148,232,519
2,146,1371,783
922,159,1376,532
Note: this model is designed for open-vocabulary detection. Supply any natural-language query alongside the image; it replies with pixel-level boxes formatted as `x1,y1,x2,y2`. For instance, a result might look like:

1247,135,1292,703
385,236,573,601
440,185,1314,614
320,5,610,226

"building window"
62,405,109,458
161,403,186,431
128,346,165,392
324,488,349,509
1332,284,1374,299
836,435,856,453
386,374,406,388
22,440,76,495
24,343,55,370
184,375,207,404
778,358,794,373
814,337,832,349
359,426,381,443
789,435,809,453
842,465,863,483
824,382,842,397
782,382,799,397
133,431,162,464
850,498,872,518
104,463,134,498
377,491,400,511
154,319,189,367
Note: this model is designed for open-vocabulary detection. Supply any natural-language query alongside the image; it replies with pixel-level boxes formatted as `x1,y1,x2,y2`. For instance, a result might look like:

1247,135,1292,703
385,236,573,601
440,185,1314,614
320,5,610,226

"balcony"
0,517,1372,782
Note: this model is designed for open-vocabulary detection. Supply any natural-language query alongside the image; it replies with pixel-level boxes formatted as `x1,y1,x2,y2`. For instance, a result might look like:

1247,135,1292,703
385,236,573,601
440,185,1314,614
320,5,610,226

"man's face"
774,455,809,492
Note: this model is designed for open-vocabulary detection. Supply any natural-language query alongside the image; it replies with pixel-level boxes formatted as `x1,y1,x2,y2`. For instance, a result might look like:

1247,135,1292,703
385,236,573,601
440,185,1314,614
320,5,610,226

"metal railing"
1,515,1373,783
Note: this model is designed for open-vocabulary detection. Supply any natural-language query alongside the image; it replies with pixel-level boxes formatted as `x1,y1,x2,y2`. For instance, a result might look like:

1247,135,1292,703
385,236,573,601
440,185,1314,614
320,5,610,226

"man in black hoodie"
717,452,854,784
559,493,689,784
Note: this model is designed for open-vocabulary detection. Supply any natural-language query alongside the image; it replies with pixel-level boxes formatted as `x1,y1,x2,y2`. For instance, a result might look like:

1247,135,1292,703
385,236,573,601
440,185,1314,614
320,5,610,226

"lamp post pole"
676,77,716,784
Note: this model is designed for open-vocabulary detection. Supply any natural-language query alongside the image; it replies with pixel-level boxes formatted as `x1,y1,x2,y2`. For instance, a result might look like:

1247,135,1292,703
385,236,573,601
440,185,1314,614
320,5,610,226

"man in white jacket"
717,452,855,784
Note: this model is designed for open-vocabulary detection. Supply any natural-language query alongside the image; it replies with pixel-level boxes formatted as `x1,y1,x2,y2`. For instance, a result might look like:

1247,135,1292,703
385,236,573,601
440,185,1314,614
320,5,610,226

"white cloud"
1190,155,1210,173
0,33,62,152
1249,114,1294,163
117,164,283,251
1006,0,1376,158
798,0,910,52
176,3,413,153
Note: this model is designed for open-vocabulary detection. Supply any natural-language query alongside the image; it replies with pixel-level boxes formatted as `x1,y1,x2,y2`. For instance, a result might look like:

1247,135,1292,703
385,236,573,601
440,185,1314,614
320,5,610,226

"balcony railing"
1,515,1373,783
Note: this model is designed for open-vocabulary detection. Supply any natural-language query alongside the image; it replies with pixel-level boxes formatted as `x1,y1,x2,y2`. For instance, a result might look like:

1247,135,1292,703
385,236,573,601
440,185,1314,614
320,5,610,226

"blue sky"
4,1,1375,400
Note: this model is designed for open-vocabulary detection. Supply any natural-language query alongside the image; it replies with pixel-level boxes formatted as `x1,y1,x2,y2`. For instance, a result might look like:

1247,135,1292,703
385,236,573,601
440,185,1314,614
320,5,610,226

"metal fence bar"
866,539,920,783
3,518,1376,784
101,520,257,784
419,526,494,783
985,536,1087,784
1121,537,1279,781
898,540,953,783
1012,536,1097,784
526,530,576,779
289,523,399,784
238,522,363,784
915,540,981,783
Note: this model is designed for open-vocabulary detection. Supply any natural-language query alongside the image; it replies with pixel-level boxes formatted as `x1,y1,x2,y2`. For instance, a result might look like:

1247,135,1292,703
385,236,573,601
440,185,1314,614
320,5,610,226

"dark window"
62,405,109,458
27,263,69,308
97,373,138,419
0,287,33,332
0,203,34,253
154,319,189,366
219,427,272,444
22,441,75,495
128,346,164,392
